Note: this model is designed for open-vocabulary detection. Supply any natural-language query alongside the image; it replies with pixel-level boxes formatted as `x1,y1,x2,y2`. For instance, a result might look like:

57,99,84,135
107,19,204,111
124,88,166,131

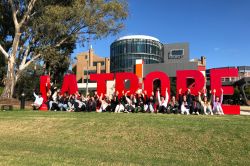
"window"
93,61,105,66
169,49,184,59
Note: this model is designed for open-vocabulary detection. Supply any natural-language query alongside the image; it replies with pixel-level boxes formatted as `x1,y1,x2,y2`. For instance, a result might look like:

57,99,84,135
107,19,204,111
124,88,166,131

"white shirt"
34,93,44,106
158,90,169,107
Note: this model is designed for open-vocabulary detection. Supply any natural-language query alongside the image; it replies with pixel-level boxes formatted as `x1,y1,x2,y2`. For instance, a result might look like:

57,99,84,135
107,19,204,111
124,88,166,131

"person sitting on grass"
213,89,224,115
144,91,156,113
67,94,77,112
157,88,169,113
31,91,43,110
198,89,213,115
97,93,110,112
190,95,202,115
178,88,192,115
125,91,136,113
58,93,69,111
115,91,126,113
167,95,179,114
49,88,60,111
135,90,145,113
114,100,125,113
110,92,119,112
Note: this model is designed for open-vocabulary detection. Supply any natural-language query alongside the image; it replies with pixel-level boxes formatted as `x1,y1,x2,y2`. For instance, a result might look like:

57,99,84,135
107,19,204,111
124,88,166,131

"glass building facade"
110,35,164,73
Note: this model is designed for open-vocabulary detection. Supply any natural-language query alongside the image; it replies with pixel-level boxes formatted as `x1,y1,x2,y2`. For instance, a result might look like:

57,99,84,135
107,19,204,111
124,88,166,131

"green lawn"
0,111,249,166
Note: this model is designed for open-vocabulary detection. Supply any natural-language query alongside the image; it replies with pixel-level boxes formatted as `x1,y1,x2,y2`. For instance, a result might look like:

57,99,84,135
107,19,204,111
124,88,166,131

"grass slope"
0,111,249,165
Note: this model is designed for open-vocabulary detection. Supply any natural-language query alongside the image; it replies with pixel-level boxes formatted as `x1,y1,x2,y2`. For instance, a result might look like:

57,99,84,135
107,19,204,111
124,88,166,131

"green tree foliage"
14,63,44,100
0,2,13,86
0,0,128,98
0,54,6,86
245,85,250,100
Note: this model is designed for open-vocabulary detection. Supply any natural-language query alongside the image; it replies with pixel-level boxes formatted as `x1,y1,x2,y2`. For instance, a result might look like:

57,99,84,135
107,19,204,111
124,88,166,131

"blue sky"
72,0,250,69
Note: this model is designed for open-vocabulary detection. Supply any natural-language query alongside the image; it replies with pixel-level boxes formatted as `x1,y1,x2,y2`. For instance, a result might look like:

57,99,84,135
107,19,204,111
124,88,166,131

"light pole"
85,35,91,97
85,59,89,96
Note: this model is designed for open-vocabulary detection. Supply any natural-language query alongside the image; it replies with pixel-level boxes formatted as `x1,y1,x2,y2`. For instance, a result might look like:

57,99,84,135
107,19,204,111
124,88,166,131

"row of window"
111,54,161,73
83,70,106,75
166,49,184,59
111,40,163,56
110,39,164,73
93,61,105,66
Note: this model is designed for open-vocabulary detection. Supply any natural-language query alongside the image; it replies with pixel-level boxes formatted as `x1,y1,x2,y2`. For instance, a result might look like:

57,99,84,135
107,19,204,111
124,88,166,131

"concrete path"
240,111,250,115
240,106,250,115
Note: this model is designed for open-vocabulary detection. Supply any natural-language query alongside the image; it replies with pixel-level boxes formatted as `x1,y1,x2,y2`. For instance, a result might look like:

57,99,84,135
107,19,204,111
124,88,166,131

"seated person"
198,90,213,115
191,96,202,115
31,92,43,110
136,93,144,113
58,93,69,111
125,91,136,113
115,101,125,113
213,89,224,115
115,91,127,113
110,92,119,112
144,91,156,113
167,96,179,114
97,93,110,112
157,88,169,113
178,89,191,115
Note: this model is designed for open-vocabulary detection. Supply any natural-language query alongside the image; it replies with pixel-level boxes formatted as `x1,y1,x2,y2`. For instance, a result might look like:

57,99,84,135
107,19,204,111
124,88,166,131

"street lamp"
85,59,89,97
20,92,25,110
86,35,91,97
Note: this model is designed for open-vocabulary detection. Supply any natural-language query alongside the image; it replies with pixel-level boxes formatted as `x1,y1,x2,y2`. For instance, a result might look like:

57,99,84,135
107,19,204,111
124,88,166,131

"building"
72,47,110,92
75,35,206,94
206,66,250,85
143,42,206,77
205,66,250,105
110,35,206,78
110,35,164,73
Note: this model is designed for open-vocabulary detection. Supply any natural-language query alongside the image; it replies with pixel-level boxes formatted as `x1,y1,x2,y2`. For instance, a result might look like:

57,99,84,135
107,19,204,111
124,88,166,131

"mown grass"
0,111,249,166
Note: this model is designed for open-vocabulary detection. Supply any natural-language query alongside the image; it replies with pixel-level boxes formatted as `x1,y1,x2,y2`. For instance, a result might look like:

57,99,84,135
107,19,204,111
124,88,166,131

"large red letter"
90,73,114,96
61,74,78,95
210,68,240,114
210,68,238,96
144,71,170,98
176,70,205,95
115,72,139,97
40,75,50,102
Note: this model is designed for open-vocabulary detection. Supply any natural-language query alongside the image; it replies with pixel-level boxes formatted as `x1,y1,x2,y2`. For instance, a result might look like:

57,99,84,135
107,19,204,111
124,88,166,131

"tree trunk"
1,57,16,98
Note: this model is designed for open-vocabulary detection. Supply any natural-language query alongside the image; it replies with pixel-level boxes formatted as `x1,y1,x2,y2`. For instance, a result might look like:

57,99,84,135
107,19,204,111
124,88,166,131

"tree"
0,1,13,87
14,63,43,100
0,0,128,98
0,54,6,86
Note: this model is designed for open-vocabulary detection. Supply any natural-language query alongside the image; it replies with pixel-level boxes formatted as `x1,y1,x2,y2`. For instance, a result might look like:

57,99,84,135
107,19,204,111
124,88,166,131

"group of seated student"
33,85,225,115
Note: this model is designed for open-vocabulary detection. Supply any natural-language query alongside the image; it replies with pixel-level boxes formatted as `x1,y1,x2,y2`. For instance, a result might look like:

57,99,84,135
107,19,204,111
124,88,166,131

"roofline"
115,35,160,42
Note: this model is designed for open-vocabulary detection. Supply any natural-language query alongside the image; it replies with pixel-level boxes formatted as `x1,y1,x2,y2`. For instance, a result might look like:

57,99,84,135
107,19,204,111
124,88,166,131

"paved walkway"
240,106,250,115
241,111,250,115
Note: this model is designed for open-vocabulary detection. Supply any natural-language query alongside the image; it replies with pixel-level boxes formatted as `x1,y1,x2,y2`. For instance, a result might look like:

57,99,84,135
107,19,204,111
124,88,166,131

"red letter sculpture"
144,71,170,98
61,74,78,95
115,72,139,97
90,73,114,96
39,75,50,111
176,70,205,95
40,75,50,102
210,68,240,114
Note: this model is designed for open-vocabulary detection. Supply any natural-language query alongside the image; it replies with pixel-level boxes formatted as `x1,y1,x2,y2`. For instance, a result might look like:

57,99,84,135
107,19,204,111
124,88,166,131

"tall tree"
0,0,128,98
0,1,13,86
0,54,6,86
